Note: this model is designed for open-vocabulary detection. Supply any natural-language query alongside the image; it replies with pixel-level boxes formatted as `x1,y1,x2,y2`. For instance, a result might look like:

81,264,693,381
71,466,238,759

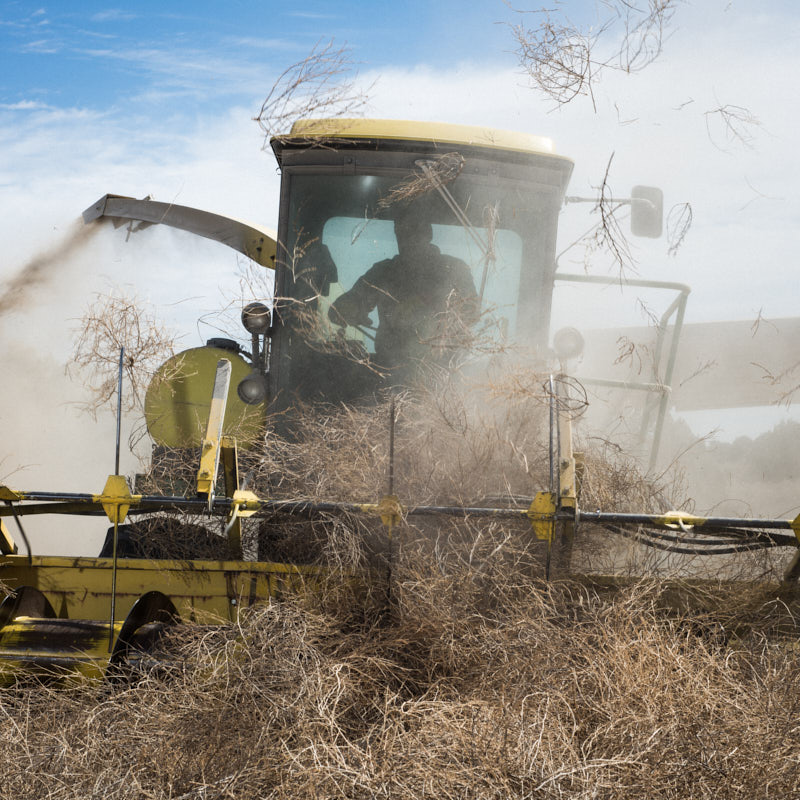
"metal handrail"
553,272,691,470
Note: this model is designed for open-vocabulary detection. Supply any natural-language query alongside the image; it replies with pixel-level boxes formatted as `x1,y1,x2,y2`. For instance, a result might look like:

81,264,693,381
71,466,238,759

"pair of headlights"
237,302,270,405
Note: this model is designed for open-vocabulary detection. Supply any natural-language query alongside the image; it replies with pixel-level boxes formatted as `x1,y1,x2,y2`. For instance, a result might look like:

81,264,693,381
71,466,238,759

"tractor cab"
267,119,574,410
83,120,671,458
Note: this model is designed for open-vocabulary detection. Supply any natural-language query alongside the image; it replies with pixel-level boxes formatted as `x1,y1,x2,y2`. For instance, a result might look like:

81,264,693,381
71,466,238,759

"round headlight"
552,326,585,361
237,372,268,405
241,302,271,335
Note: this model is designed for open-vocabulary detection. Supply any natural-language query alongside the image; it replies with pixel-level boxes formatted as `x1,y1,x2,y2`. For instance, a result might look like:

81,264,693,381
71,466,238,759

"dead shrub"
3,575,800,799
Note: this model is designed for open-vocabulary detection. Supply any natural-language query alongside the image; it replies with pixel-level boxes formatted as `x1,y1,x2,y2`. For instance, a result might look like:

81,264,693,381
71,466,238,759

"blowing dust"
0,220,99,315
0,221,145,556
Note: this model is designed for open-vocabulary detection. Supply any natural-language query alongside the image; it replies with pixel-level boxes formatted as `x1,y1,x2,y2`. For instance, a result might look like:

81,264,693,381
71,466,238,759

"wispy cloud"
2,7,312,111
286,11,338,20
76,44,282,102
75,28,118,40
91,9,137,23
0,100,51,110
226,36,304,51
22,38,59,53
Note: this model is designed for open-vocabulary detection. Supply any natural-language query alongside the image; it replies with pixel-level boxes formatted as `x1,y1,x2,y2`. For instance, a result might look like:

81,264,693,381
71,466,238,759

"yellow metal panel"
98,474,132,524
196,359,232,497
0,618,123,683
231,490,260,518
528,492,557,541
144,347,265,449
0,520,16,555
287,118,572,161
83,194,277,269
654,512,707,529
0,555,324,622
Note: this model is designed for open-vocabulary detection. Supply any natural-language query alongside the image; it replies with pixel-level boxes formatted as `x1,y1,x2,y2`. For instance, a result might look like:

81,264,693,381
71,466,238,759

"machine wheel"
0,586,57,630
108,591,179,679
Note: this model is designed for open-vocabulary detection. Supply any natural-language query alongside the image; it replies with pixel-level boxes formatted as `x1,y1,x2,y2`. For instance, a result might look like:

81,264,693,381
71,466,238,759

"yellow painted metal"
98,474,132,524
144,347,265,450
221,436,240,496
83,194,278,269
376,495,403,529
0,554,325,625
0,520,16,555
528,492,557,541
287,118,572,161
0,486,21,501
557,405,578,508
221,436,243,556
791,515,800,543
226,489,261,561
231,490,260,518
197,359,232,499
655,511,707,529
0,618,124,683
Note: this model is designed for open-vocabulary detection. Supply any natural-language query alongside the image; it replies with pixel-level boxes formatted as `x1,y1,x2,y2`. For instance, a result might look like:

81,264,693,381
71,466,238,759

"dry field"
2,388,799,799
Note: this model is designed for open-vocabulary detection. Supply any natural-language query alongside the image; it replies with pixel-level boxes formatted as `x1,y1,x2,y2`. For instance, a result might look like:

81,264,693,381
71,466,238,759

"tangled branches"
376,153,466,212
3,576,800,798
255,39,371,147
512,0,679,110
68,289,180,416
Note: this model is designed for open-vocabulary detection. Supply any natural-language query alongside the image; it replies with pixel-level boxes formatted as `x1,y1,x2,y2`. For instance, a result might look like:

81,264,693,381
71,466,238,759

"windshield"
320,215,523,354
273,159,565,405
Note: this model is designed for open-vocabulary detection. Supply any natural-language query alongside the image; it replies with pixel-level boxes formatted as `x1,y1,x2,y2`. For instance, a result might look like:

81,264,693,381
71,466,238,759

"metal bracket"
376,494,403,529
196,359,232,508
528,492,557,542
99,474,132,525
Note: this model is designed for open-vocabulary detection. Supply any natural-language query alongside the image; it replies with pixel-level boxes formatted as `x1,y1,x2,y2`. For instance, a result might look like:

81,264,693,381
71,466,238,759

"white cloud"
90,9,138,23
75,44,286,102
21,38,58,53
0,100,51,110
285,11,338,20
225,36,306,51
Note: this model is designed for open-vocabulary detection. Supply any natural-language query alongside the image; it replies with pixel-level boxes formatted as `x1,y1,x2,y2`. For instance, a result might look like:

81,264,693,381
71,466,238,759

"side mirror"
630,186,663,238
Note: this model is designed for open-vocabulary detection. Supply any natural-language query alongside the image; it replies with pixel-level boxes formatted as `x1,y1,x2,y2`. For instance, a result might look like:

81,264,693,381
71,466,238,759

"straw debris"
4,383,798,797
2,575,800,798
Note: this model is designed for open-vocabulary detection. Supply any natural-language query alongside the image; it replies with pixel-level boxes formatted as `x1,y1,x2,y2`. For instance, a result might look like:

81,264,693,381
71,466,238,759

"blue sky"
2,0,798,346
0,1,521,110
1,0,800,526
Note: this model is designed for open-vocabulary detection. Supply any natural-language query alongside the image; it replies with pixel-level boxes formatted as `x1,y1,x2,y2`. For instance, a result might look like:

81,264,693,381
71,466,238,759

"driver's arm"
328,272,381,328
450,260,480,325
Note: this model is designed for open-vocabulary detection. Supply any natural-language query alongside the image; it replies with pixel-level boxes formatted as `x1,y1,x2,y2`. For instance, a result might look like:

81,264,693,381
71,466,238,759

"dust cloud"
0,220,147,557
0,343,139,556
0,220,99,315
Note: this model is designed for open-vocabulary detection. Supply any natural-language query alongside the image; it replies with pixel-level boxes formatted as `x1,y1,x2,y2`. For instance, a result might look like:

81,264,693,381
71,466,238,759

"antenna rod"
109,346,124,651
546,375,556,581
387,397,396,497
115,347,124,475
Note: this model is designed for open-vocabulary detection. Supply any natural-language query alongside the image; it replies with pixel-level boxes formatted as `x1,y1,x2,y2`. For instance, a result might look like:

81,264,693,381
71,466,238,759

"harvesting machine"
1,119,798,681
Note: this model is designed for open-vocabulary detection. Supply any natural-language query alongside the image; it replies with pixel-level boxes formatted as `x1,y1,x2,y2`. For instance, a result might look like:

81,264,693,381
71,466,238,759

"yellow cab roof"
285,118,573,162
